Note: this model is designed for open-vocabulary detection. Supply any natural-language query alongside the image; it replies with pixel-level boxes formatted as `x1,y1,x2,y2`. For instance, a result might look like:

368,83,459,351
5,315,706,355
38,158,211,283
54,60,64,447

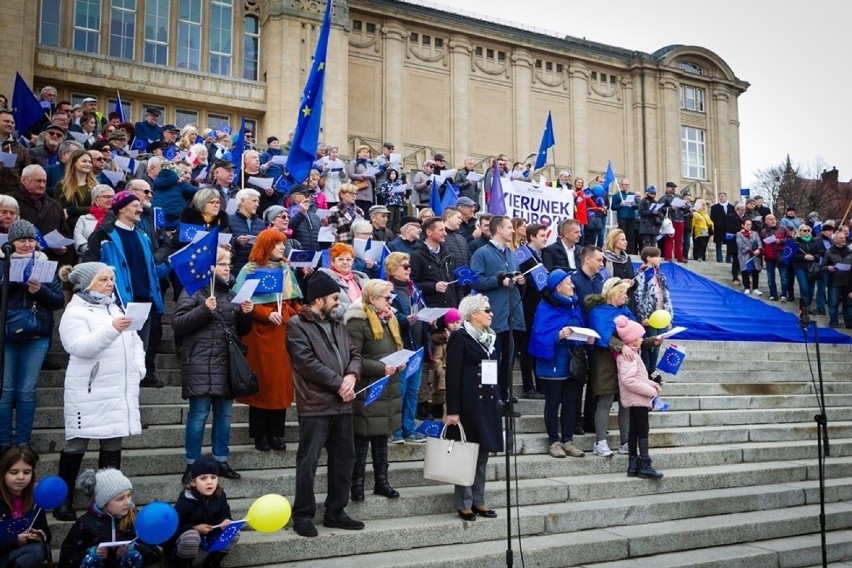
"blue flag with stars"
153,207,165,229
114,91,126,123
404,347,424,380
32,227,49,251
415,419,444,438
529,263,549,292
602,160,617,192
179,223,205,243
131,137,147,152
201,520,246,553
533,111,555,170
656,344,686,375
247,268,284,294
169,227,219,296
163,145,177,161
452,264,478,286
515,245,533,265
363,376,389,407
283,0,332,189
11,73,47,136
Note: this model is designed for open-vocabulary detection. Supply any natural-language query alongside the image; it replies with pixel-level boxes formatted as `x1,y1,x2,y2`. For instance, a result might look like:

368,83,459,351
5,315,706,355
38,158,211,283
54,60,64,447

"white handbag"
660,216,675,236
423,422,480,486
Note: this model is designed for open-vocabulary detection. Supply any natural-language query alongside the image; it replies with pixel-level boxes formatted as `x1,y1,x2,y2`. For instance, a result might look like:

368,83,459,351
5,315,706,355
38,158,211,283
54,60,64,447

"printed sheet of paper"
124,303,152,331
230,278,259,304
566,326,601,341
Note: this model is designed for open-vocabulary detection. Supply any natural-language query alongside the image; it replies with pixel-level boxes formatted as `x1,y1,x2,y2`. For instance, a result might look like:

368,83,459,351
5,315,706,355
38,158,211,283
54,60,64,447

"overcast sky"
431,0,851,187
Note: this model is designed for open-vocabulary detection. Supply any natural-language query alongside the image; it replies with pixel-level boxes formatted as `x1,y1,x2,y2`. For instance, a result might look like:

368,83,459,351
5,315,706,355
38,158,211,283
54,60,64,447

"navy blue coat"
445,329,503,453
470,242,525,333
228,211,266,273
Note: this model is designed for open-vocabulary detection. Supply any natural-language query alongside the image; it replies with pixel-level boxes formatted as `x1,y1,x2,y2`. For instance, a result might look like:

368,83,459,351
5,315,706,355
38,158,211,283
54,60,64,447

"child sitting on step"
60,468,162,568
0,446,51,568
167,456,238,568
614,315,664,480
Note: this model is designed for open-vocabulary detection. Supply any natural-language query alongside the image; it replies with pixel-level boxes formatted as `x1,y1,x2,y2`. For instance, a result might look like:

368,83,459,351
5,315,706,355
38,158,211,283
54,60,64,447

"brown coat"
236,299,299,409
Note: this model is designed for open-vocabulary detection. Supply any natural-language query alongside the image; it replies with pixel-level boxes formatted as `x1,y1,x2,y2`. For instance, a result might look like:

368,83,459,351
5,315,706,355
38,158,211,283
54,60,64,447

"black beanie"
305,271,340,304
190,455,219,479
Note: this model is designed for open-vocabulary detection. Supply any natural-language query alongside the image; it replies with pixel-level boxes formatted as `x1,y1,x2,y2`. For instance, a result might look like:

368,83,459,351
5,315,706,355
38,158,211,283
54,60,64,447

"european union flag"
487,161,506,216
377,245,390,281
415,420,444,438
153,207,165,229
429,176,443,215
321,248,331,269
11,73,47,136
363,376,389,407
231,116,246,182
404,347,424,380
284,0,332,186
656,344,686,375
411,283,426,311
452,264,478,286
202,520,246,553
529,263,549,292
602,160,617,192
114,91,126,123
169,227,219,296
163,145,176,161
179,223,204,243
781,239,798,265
440,181,459,212
515,245,533,265
533,111,555,170
22,252,35,283
0,509,36,537
32,227,49,250
289,250,313,264
247,268,284,294
131,137,147,152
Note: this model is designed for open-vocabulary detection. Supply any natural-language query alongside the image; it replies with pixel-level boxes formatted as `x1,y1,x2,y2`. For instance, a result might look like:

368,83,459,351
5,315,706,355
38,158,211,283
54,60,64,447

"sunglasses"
481,307,492,314
401,264,411,270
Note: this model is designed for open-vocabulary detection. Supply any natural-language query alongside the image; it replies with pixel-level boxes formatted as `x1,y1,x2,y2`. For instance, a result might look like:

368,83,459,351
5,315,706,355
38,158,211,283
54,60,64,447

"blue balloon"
34,475,68,509
135,502,178,545
592,184,604,197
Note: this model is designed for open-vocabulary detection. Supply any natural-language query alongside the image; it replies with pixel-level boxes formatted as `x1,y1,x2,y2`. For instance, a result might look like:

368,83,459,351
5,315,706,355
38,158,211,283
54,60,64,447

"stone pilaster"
381,21,407,150
569,63,590,179
511,48,534,162
449,35,473,163
713,85,733,194
2,0,37,92
660,73,681,184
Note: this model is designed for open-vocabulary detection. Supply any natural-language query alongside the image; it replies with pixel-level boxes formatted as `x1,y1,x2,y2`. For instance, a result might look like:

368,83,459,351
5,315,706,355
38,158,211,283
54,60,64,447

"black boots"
415,402,430,420
627,456,639,478
54,451,84,521
351,438,369,502
98,449,121,470
638,456,664,479
201,551,227,568
373,464,399,499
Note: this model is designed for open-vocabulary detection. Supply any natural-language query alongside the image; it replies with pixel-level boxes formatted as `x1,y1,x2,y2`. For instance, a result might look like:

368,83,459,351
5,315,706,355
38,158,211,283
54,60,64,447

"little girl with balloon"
0,447,51,568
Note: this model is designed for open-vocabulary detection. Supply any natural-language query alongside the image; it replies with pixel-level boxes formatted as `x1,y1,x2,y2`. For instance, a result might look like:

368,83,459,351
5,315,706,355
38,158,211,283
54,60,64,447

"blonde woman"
56,149,97,237
691,199,714,261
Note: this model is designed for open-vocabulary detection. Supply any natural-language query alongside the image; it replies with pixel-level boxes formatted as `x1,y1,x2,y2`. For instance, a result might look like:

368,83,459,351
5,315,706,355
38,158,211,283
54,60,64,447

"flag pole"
840,200,852,228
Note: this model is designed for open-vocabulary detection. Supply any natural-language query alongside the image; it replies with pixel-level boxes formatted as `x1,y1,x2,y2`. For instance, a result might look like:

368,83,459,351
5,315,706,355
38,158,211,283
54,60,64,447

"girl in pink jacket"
615,315,664,479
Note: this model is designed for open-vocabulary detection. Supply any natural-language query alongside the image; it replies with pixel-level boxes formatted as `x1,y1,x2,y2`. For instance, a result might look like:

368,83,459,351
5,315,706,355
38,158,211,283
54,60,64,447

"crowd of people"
2,88,851,566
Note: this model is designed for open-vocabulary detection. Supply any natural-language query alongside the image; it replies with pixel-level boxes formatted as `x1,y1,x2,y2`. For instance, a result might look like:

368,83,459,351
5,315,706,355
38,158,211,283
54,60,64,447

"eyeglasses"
207,199,221,205
481,307,492,314
401,264,411,270
334,257,353,263
92,157,105,162
98,194,115,200
800,229,812,233
142,190,153,196
215,262,231,267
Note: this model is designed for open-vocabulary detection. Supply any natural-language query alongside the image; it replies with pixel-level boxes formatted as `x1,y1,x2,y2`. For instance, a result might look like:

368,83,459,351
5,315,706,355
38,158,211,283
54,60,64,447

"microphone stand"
0,241,14,392
798,306,830,568
502,271,523,567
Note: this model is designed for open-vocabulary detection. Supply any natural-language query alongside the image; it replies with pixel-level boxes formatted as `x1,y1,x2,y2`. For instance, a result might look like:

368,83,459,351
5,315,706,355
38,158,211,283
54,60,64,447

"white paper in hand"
43,230,74,248
124,303,152,331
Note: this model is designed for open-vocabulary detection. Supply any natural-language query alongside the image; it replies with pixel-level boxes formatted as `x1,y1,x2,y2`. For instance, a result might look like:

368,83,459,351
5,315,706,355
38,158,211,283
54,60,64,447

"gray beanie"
263,205,286,225
68,262,111,291
7,220,37,243
77,468,133,509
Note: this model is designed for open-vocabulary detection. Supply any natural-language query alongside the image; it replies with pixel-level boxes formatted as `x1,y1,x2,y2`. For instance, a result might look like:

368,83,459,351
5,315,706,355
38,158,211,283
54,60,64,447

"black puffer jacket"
172,276,253,399
173,488,232,540
409,241,459,308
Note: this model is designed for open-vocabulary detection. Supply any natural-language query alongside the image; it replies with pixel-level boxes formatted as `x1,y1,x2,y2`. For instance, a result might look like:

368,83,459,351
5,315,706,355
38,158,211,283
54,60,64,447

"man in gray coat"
286,271,364,538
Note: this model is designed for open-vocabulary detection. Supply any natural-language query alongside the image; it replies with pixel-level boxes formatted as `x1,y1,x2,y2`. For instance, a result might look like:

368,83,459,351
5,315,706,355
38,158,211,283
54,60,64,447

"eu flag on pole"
11,73,47,136
529,263,549,292
452,264,478,286
377,245,390,280
283,0,333,189
440,181,459,212
488,161,506,216
131,137,147,152
602,160,617,193
656,344,686,375
415,419,444,438
32,228,49,251
429,177,444,216
202,520,246,553
781,239,798,265
115,91,126,123
169,227,219,296
515,245,533,265
363,376,389,407
247,268,284,294
230,116,246,182
533,111,555,170
179,223,205,243
404,347,424,380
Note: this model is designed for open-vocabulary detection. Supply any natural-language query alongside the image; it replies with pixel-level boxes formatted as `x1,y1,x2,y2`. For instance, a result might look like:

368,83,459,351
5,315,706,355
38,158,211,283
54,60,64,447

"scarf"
77,290,114,305
90,205,109,229
334,268,362,302
463,321,496,356
365,303,403,350
603,249,629,266
742,230,751,239
799,235,812,243
201,213,217,225
340,203,360,220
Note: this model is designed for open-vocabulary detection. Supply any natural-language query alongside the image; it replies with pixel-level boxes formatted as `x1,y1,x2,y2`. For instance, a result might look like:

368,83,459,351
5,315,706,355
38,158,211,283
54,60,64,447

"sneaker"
404,433,427,444
752,289,763,296
780,296,788,302
732,279,741,285
593,440,614,458
744,289,751,295
769,296,778,301
390,433,405,444
548,442,566,458
618,442,629,455
561,442,585,458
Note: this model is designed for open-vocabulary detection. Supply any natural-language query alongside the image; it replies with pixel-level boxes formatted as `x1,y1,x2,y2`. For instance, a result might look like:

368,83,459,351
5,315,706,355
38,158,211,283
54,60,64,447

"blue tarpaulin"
655,262,852,344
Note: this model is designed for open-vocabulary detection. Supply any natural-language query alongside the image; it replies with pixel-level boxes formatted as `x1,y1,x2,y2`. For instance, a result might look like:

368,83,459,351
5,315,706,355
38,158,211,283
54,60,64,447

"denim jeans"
1,337,50,446
641,327,662,376
765,260,789,298
184,396,234,462
394,366,422,438
715,242,732,263
827,287,852,325
795,268,815,307
816,273,827,310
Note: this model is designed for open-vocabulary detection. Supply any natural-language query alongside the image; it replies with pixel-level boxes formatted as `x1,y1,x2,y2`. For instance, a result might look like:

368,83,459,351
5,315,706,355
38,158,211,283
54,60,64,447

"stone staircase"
33,261,852,567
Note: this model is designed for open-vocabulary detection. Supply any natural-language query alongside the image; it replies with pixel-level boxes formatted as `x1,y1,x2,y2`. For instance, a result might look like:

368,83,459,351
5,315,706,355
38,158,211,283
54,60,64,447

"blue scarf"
588,303,638,349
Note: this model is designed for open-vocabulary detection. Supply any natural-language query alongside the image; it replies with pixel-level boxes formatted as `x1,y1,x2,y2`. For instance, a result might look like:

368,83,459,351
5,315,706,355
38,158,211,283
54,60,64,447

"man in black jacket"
410,217,459,308
542,218,581,272
709,192,734,263
286,271,363,538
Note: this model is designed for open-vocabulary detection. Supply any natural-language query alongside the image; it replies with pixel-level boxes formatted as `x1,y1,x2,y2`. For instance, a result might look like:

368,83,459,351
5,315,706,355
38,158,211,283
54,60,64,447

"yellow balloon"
246,494,292,533
648,309,672,329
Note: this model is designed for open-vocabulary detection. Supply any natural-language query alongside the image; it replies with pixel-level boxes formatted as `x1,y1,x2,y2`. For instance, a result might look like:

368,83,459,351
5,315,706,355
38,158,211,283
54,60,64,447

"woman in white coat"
53,262,146,522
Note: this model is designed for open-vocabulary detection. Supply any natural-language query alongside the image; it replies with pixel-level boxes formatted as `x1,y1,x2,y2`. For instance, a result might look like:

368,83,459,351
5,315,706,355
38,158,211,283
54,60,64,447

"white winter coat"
59,294,145,440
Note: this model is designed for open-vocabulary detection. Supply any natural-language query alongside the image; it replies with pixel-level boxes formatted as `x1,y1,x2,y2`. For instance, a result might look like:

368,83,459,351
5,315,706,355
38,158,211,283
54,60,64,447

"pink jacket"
617,352,659,408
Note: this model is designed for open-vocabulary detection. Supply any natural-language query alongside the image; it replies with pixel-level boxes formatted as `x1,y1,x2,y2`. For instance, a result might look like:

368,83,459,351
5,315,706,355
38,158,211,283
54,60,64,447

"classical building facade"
4,0,749,198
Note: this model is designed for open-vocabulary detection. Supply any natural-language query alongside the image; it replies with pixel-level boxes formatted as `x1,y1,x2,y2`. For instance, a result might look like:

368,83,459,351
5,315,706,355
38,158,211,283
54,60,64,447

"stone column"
569,63,590,179
621,76,636,184
449,35,473,163
323,23,349,150
2,0,37,89
659,73,681,184
380,21,406,150
511,49,534,163
713,85,733,194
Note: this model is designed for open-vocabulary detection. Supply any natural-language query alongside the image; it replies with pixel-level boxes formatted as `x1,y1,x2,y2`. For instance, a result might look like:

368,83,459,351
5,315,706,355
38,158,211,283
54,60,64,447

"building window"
109,0,136,60
681,126,706,180
207,113,231,132
144,0,169,65
175,109,199,129
353,20,362,31
209,0,233,76
108,97,133,121
73,0,102,54
243,16,259,81
366,23,376,34
680,85,705,113
679,61,704,75
143,103,167,124
177,0,202,71
39,0,62,47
